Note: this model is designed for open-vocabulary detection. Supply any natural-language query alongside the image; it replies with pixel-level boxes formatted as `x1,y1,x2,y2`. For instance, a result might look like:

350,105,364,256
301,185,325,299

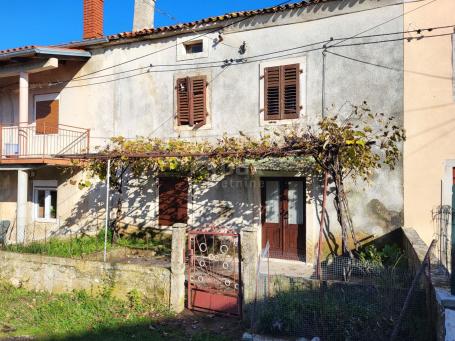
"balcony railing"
0,123,90,161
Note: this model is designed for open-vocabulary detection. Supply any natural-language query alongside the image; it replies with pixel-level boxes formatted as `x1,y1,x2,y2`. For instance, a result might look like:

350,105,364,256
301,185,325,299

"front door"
261,178,306,260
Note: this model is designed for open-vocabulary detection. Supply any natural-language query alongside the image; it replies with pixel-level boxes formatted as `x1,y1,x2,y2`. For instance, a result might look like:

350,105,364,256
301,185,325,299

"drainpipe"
103,159,111,262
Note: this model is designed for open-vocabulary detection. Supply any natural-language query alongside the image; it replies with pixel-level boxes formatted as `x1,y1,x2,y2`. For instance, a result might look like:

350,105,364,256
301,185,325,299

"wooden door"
261,180,282,256
158,177,189,227
36,100,59,134
261,178,306,260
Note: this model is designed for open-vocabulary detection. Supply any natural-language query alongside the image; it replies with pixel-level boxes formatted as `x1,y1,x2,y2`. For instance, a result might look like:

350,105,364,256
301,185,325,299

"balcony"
0,123,90,165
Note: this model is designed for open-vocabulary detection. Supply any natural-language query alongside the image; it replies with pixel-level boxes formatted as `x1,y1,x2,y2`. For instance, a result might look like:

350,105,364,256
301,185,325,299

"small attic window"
184,40,203,54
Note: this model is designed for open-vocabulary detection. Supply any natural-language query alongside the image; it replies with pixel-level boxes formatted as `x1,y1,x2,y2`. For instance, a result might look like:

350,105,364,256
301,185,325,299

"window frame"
174,73,212,131
184,40,204,54
33,180,58,222
264,64,300,121
259,57,306,126
33,93,60,135
176,36,209,61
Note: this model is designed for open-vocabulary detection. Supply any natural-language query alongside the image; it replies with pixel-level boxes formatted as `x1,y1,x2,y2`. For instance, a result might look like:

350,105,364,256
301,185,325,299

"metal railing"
0,123,90,160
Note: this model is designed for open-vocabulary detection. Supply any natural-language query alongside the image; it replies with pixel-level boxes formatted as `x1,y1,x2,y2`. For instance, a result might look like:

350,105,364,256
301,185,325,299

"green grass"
0,282,226,340
3,232,111,258
2,231,171,259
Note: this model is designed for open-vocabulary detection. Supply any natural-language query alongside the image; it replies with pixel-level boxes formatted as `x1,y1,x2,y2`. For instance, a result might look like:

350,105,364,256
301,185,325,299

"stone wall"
0,250,171,305
0,223,187,312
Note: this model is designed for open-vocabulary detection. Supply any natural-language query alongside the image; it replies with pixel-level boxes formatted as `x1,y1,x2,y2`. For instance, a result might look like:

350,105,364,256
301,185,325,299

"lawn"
0,282,236,340
2,231,171,259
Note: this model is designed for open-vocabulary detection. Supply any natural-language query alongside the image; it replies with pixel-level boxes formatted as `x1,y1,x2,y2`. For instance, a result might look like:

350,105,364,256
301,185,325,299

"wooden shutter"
176,78,190,126
282,64,300,119
190,76,207,126
176,76,207,127
159,177,189,226
36,100,59,134
264,66,281,120
264,64,300,120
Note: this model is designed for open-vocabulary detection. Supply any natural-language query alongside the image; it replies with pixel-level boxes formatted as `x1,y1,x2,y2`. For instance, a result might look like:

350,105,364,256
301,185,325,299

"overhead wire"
71,0,293,81
1,21,453,91
22,29,455,90
326,50,454,80
326,0,441,48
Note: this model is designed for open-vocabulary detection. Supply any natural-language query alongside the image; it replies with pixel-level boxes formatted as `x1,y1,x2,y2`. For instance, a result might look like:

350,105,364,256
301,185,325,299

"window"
34,187,57,221
176,76,207,127
158,177,188,226
184,40,203,54
264,64,300,120
34,94,59,134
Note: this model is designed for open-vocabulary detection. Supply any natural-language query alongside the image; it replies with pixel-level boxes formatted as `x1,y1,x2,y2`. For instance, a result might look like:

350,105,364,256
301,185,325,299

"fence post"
170,223,186,313
241,227,259,317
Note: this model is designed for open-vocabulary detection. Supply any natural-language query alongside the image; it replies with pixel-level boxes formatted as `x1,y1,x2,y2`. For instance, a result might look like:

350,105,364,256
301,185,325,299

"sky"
0,0,288,50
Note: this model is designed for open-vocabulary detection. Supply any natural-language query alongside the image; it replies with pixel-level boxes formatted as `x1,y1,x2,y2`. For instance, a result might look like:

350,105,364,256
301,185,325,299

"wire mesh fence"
250,243,432,341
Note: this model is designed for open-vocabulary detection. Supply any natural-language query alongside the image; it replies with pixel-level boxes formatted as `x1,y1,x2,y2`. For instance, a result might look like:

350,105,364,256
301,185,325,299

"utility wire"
326,50,454,80
72,0,293,81
69,23,455,83
25,30,455,90
90,61,234,141
2,22,452,90
326,0,440,48
2,24,453,91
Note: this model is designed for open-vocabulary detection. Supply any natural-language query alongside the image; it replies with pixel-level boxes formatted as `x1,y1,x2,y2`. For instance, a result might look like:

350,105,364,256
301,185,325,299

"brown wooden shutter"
159,177,189,226
282,64,300,119
264,66,281,121
264,64,300,120
36,100,59,134
176,78,190,126
190,76,207,126
176,76,207,127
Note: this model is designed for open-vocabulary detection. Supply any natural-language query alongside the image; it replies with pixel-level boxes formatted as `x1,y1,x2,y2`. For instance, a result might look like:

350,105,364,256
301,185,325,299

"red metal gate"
187,229,242,316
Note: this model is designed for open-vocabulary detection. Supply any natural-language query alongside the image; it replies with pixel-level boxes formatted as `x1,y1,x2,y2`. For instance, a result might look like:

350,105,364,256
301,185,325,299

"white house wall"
0,0,405,256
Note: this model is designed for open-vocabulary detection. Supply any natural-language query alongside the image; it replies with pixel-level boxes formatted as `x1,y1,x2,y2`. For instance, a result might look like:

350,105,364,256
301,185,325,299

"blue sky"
0,0,287,50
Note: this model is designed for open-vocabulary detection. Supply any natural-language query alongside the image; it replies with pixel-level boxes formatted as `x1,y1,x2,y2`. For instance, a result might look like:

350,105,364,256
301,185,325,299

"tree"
296,103,405,254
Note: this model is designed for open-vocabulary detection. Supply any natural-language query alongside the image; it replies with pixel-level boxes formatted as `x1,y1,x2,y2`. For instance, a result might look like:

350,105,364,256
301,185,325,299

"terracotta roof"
108,0,336,41
0,45,37,55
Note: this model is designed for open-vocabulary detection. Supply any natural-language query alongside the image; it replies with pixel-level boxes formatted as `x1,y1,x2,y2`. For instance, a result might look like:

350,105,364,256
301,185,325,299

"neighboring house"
0,0,407,263
402,0,455,261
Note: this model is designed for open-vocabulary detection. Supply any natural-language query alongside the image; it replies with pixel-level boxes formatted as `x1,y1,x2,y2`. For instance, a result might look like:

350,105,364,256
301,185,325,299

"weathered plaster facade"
0,0,406,262
403,0,455,247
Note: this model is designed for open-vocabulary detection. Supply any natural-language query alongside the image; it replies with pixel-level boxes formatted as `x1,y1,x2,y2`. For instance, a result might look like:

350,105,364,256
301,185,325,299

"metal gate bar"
187,229,242,316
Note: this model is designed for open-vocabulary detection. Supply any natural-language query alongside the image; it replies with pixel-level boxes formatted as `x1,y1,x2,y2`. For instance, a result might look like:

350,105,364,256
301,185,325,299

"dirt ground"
157,309,246,340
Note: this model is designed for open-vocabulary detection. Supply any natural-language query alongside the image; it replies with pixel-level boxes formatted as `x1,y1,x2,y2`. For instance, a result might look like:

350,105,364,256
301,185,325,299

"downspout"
316,171,328,279
103,159,111,262
316,49,329,278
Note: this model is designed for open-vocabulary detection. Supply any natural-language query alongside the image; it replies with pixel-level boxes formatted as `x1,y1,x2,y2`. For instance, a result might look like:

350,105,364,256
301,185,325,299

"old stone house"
0,0,426,264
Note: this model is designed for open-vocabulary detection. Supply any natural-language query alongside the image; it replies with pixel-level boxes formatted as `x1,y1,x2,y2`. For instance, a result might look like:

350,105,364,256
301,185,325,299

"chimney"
83,0,104,39
133,0,155,31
